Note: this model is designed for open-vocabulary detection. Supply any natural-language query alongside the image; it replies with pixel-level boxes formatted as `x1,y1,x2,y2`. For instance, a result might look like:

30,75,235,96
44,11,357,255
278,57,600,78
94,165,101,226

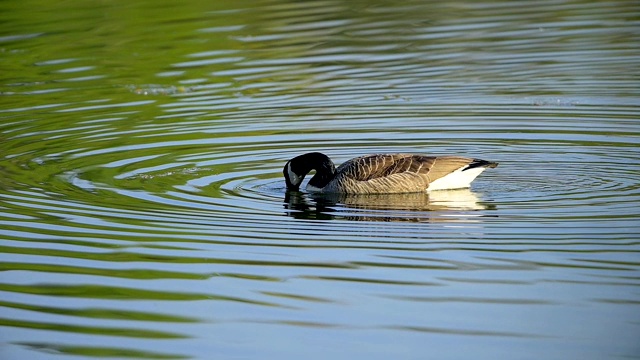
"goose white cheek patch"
287,163,302,186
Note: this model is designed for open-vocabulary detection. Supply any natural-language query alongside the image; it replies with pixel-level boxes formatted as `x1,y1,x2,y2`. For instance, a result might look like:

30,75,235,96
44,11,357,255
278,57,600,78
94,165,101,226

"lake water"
1,0,639,359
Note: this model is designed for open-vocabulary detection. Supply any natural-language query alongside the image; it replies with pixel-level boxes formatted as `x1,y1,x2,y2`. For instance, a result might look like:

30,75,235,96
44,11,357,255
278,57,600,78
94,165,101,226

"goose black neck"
290,152,336,189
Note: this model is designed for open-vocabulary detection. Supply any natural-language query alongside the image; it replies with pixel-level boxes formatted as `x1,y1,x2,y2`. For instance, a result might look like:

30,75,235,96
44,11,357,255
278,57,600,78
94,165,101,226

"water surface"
1,0,639,359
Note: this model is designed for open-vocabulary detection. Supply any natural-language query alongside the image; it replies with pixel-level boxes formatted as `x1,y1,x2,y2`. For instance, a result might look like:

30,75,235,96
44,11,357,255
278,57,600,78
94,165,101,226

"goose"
283,152,498,194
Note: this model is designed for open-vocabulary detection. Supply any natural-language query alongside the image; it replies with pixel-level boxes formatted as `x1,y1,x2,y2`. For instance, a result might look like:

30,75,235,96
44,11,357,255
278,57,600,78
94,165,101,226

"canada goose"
283,152,498,194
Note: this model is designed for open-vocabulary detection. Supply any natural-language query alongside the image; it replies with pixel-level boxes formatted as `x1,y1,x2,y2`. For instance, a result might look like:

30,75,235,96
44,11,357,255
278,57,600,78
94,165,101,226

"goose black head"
283,159,304,191
283,152,336,191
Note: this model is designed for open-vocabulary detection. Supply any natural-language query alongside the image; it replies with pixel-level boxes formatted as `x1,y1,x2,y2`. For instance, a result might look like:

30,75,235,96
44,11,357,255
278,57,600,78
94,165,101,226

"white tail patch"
427,167,486,191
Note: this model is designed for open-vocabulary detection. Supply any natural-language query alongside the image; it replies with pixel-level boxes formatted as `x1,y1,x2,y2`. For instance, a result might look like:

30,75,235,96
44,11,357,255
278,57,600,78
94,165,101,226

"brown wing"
337,154,473,182
425,156,478,182
325,154,492,194
335,154,410,181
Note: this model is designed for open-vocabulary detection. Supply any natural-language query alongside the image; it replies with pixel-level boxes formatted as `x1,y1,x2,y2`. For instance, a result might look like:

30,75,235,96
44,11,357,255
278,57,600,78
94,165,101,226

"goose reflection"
284,189,496,222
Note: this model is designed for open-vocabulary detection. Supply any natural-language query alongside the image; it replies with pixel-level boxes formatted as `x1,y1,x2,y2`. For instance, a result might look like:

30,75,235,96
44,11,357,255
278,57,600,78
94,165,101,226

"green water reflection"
1,0,639,359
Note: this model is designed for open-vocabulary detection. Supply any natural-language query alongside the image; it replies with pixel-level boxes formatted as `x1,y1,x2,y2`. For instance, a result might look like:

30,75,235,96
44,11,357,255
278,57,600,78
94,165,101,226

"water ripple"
1,0,639,359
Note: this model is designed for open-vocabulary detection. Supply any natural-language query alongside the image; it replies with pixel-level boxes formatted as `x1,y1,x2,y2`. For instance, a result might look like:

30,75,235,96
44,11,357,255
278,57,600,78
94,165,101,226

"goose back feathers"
283,152,498,194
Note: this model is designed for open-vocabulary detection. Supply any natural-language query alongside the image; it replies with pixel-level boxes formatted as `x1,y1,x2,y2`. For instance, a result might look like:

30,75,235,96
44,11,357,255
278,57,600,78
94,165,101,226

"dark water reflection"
1,0,640,359
285,189,497,221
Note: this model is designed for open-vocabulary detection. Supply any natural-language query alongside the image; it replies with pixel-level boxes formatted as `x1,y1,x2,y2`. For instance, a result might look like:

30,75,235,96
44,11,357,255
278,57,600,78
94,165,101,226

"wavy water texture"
1,0,639,359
